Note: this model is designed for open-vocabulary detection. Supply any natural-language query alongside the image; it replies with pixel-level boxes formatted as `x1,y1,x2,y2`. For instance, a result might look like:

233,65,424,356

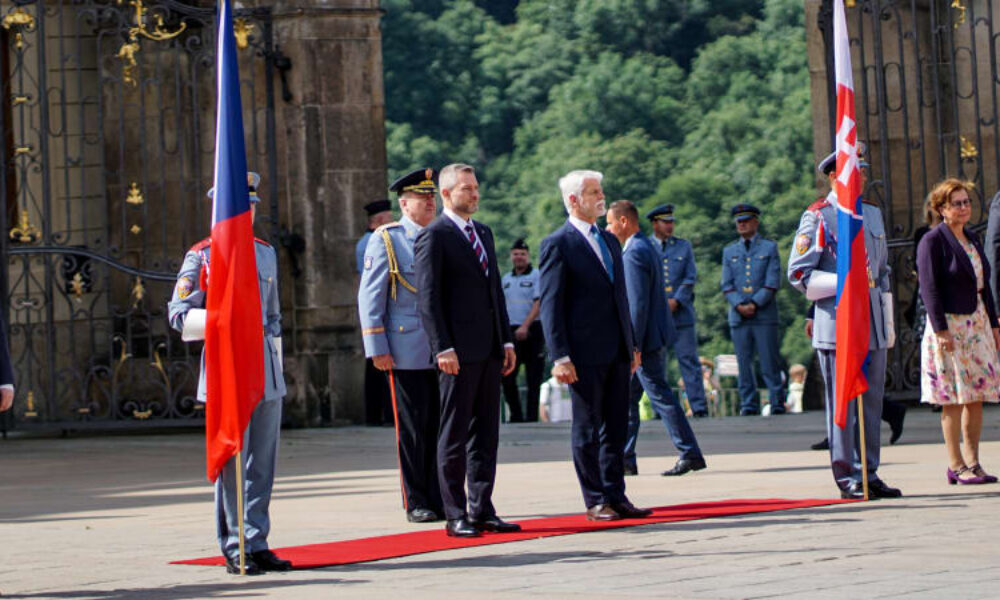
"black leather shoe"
251,549,292,572
611,501,652,519
225,554,263,575
471,516,522,533
692,410,709,418
586,504,621,521
740,408,758,416
888,405,907,445
662,457,707,476
445,518,481,538
624,464,638,476
407,508,440,523
869,479,903,498
811,437,830,451
770,406,786,415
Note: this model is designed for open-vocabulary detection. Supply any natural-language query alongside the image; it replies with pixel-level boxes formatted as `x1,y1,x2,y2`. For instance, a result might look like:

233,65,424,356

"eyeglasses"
949,199,972,208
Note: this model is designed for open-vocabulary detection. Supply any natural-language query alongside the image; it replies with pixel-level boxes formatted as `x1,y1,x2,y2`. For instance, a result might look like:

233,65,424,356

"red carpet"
173,498,853,570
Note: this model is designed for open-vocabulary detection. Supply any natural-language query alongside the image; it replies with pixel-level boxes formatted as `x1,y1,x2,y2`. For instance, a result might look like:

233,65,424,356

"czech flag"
832,0,870,429
204,0,265,482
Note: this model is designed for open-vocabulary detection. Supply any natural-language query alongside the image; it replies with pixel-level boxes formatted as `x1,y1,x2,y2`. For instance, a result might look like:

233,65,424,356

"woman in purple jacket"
917,178,1000,485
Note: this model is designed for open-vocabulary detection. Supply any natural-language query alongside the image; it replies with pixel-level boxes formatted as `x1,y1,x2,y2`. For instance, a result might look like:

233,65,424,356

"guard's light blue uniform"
358,217,434,370
653,234,707,414
720,233,784,413
167,237,286,560
788,190,891,490
356,230,373,274
501,268,540,326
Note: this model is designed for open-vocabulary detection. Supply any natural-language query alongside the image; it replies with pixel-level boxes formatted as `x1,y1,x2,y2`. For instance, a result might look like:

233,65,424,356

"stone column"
267,0,385,425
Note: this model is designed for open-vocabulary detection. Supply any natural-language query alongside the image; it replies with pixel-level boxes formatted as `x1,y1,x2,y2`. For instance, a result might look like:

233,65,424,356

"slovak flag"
832,0,870,429
203,0,265,481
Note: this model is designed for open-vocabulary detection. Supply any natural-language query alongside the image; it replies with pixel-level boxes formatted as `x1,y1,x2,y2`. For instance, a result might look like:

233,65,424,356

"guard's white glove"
274,337,283,370
181,309,206,341
805,271,837,301
881,292,895,348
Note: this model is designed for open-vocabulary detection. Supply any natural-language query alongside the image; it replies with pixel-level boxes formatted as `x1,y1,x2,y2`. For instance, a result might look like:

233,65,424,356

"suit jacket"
167,239,286,402
0,318,13,387
357,216,434,370
985,190,1000,307
623,231,677,353
413,214,512,363
539,220,634,366
787,192,891,350
720,234,781,327
917,223,999,333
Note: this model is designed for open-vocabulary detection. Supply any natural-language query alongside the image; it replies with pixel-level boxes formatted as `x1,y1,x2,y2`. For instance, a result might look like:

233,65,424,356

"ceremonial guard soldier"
168,172,291,575
646,204,709,417
788,150,901,499
358,168,444,523
720,203,786,416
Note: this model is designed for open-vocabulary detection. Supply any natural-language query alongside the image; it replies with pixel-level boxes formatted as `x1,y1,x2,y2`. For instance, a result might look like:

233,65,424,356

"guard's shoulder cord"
379,225,416,300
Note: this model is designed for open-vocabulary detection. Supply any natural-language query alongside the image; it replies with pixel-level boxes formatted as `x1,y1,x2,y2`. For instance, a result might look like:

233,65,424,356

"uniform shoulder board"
807,198,827,212
189,237,211,253
254,237,272,247
374,221,402,234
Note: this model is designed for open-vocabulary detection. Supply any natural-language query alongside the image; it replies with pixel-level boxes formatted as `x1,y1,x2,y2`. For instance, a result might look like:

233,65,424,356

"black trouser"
500,322,545,422
569,359,630,508
388,369,443,514
437,358,502,521
364,358,392,426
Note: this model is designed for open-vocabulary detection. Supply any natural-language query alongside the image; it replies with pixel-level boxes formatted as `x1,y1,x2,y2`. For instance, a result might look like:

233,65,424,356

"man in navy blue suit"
606,200,706,478
538,170,650,522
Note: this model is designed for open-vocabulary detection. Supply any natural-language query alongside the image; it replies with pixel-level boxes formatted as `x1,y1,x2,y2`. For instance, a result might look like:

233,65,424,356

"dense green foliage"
382,0,816,367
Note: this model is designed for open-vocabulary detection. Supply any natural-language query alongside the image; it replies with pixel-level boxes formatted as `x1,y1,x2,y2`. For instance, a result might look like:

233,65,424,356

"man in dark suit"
539,170,650,522
0,321,14,413
414,163,521,538
606,200,706,478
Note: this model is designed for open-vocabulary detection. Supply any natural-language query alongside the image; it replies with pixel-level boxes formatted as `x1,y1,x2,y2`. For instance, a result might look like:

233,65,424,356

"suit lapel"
941,225,976,279
442,216,485,274
566,221,612,282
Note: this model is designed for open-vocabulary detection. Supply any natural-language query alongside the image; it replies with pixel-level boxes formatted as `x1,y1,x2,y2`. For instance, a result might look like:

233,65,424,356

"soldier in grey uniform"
358,168,444,523
646,204,708,417
787,150,902,500
357,199,394,426
167,172,291,574
720,204,786,416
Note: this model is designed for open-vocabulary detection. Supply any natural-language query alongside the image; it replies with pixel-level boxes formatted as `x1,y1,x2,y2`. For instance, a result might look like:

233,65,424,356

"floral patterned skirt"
921,301,1000,405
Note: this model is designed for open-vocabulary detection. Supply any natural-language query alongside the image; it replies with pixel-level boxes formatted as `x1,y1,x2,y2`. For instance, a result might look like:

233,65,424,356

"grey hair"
559,170,603,213
438,163,476,194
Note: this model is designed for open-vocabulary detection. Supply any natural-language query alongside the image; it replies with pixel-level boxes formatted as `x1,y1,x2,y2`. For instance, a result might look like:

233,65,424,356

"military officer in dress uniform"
358,168,444,523
646,204,709,417
357,199,394,426
787,149,902,500
720,203,786,416
500,238,545,422
167,172,291,575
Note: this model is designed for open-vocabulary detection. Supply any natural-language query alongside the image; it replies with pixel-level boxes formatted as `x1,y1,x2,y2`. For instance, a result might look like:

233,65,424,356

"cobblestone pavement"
2,407,998,599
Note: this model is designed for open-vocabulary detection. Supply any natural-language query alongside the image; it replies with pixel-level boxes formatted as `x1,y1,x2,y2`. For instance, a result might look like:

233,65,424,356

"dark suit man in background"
539,169,650,522
0,320,14,413
414,163,521,538
607,201,706,478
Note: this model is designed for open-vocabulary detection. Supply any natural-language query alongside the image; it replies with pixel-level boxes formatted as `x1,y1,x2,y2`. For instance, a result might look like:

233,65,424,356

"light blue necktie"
590,225,614,282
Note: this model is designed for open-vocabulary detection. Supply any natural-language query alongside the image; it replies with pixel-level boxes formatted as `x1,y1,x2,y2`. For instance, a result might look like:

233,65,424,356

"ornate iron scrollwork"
951,0,967,28
2,7,36,50
115,0,187,87
9,210,39,243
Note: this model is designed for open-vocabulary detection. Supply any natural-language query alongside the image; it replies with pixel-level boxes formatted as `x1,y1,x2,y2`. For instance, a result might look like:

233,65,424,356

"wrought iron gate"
818,0,1000,399
0,0,280,431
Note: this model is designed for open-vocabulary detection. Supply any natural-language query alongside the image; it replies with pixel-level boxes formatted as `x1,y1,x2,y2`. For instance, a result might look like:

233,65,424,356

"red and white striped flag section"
832,0,870,429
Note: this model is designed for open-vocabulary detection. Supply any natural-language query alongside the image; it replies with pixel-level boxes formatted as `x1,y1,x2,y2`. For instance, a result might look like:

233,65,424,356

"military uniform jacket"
787,191,891,351
167,238,287,402
720,234,781,327
357,216,434,370
654,235,697,327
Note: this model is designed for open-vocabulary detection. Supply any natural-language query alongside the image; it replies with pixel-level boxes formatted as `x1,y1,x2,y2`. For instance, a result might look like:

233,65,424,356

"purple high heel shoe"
947,466,987,485
969,464,998,483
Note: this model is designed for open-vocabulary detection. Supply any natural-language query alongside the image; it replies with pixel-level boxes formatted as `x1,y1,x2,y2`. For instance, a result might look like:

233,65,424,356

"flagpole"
856,396,869,501
235,450,246,575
